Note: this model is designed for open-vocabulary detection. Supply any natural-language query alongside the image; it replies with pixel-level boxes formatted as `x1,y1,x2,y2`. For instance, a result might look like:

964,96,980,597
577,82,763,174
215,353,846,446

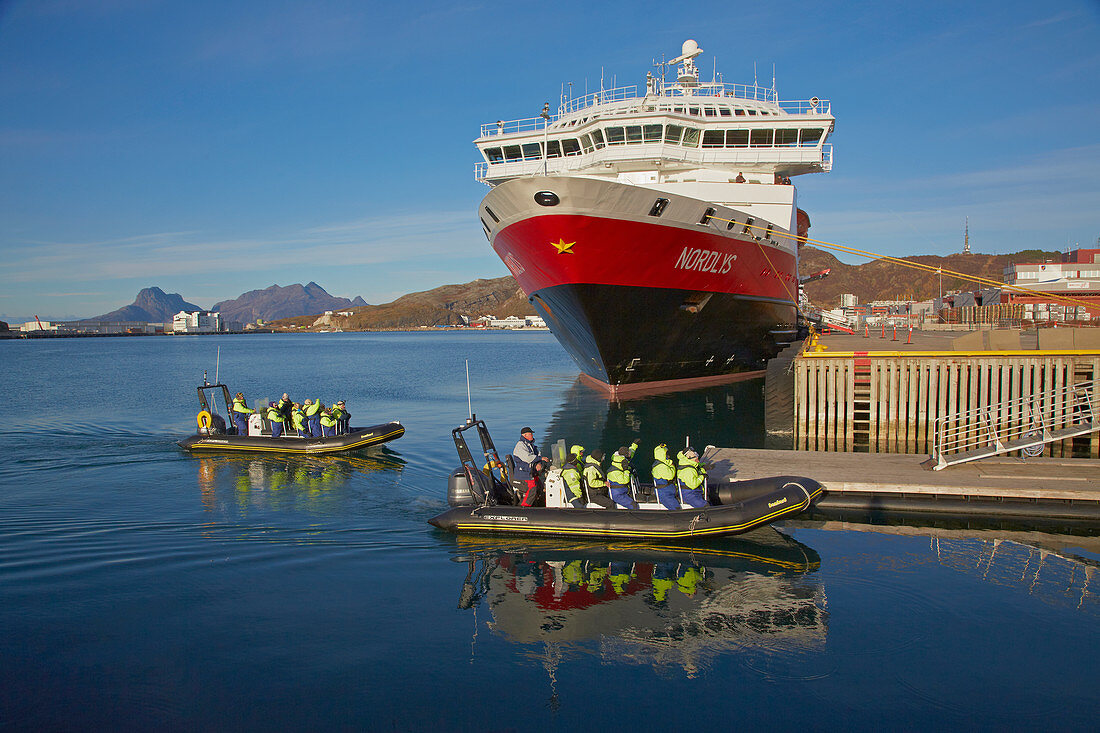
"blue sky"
1,0,1098,321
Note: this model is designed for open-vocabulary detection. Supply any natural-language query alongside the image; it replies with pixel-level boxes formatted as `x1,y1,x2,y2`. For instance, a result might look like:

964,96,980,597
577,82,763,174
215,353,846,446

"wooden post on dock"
791,349,1100,457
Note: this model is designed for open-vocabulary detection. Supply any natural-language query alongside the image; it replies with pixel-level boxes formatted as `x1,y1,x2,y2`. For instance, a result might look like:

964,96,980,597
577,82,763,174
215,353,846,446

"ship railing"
475,143,832,182
929,380,1099,469
480,89,832,137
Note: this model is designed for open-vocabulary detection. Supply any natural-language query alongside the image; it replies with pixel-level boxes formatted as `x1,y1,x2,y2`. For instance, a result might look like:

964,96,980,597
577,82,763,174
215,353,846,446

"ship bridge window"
734,108,746,116
747,109,758,116
750,129,774,147
649,198,670,217
625,125,643,144
702,130,725,148
503,145,522,161
579,134,594,153
719,108,732,117
704,107,717,117
664,124,684,144
681,127,701,147
484,147,504,163
562,138,582,156
522,142,542,160
546,140,562,158
643,124,662,142
726,130,749,147
800,128,824,145
606,126,626,145
673,105,685,114
775,129,798,147
689,106,701,116
591,129,605,149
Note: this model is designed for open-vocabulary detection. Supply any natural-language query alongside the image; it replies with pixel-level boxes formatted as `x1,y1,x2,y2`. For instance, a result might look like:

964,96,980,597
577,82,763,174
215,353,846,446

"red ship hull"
482,178,799,392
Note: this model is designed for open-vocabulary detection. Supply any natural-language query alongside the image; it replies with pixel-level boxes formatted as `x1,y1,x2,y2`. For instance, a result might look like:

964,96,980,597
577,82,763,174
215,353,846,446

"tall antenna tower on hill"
963,217,971,255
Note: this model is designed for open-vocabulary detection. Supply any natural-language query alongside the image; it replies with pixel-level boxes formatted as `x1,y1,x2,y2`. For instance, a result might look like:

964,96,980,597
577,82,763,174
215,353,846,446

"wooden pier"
765,328,1100,459
702,447,1100,521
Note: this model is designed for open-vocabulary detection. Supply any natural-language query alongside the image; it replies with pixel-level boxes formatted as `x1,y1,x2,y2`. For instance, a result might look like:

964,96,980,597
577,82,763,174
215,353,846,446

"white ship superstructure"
475,40,834,234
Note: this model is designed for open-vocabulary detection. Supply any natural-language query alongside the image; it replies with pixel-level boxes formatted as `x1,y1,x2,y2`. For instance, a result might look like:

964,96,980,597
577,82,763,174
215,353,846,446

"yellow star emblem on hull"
551,238,575,254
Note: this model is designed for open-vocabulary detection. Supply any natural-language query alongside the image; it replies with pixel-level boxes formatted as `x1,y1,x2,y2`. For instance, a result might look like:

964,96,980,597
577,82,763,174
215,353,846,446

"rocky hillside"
799,246,1062,307
212,282,366,323
272,276,531,330
88,287,202,322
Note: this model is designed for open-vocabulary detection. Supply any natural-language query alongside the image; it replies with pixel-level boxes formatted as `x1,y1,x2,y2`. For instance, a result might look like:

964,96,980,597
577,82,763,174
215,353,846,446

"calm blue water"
1,332,1098,730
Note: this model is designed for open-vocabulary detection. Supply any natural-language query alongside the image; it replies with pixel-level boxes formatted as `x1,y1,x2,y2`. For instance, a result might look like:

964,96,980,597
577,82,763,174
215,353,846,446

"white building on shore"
173,311,221,333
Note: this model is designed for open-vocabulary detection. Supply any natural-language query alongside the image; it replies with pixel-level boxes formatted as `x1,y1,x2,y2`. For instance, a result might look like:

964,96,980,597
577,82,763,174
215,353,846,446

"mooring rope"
708,214,1096,311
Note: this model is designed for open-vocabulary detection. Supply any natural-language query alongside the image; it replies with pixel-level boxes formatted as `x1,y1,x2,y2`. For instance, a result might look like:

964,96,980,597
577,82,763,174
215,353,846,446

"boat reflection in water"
452,528,826,684
194,448,406,514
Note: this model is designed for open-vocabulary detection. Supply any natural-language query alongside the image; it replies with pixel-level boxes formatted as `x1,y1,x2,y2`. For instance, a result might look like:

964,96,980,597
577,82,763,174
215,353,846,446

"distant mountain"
799,246,1063,306
89,287,203,323
211,282,367,323
271,276,530,330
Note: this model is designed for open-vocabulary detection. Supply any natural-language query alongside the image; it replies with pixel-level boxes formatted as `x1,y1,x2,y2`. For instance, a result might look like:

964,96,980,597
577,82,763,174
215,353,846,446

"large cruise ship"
474,40,834,395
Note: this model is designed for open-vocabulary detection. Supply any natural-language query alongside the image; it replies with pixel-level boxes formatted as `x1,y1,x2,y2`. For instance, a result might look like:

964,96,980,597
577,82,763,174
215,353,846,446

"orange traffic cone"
892,325,898,341
881,323,886,338
864,325,869,338
906,326,913,344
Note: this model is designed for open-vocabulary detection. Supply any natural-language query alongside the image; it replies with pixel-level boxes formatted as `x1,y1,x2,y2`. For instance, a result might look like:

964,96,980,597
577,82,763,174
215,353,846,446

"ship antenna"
214,345,220,385
465,359,473,421
753,61,758,89
772,63,777,97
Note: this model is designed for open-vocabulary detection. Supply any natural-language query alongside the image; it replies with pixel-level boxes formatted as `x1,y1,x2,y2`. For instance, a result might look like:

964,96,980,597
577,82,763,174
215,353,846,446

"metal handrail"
930,381,1098,468
479,90,832,137
473,141,833,182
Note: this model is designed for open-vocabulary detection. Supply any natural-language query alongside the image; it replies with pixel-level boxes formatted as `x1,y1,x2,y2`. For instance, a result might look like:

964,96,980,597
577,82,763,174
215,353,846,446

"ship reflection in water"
194,448,406,514
451,528,826,686
541,377,766,464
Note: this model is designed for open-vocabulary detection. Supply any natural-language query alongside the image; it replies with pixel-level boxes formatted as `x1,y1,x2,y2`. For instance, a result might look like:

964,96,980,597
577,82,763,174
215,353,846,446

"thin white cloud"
1023,11,1079,28
2,210,482,285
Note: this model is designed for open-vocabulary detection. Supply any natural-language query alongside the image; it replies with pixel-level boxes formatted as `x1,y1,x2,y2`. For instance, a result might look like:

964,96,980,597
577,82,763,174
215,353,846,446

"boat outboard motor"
448,467,479,507
198,412,227,436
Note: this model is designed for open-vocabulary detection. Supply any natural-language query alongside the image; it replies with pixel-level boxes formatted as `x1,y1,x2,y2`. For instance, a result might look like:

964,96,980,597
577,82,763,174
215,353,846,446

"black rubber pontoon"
427,418,824,540
178,421,405,455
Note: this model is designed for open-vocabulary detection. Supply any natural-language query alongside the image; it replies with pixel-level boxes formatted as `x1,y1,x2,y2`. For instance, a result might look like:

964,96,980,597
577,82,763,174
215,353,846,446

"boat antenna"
753,62,758,88
465,359,473,421
215,345,220,385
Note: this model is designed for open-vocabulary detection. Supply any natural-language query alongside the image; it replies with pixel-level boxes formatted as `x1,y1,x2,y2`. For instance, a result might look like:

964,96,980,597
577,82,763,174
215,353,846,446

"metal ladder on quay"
927,380,1100,470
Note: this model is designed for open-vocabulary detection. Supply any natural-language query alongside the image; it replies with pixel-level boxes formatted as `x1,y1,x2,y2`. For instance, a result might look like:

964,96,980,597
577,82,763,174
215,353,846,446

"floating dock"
703,446,1100,521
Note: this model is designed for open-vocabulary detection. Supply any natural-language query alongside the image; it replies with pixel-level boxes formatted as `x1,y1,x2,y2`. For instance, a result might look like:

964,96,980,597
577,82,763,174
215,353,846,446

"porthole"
534,191,560,207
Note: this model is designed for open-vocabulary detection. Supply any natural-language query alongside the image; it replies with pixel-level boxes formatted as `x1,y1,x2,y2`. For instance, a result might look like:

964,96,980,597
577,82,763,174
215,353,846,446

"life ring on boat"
197,410,212,430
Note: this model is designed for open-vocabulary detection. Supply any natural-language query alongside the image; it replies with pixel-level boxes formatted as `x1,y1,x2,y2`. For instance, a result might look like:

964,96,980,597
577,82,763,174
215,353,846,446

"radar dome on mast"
670,39,703,86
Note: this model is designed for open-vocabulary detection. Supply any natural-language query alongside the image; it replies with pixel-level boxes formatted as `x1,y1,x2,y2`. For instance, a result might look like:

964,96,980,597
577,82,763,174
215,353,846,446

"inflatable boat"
428,418,823,540
178,381,404,455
